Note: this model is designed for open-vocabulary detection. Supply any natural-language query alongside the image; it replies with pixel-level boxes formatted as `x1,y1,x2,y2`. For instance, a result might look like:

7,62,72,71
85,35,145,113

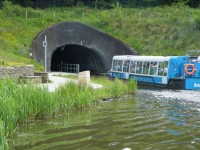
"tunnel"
31,22,137,74
51,44,107,73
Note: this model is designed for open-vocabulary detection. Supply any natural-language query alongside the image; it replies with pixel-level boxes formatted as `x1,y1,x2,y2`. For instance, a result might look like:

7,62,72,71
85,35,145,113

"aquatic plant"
56,82,96,110
0,75,137,149
0,78,59,149
127,78,137,95
110,78,127,97
0,119,7,150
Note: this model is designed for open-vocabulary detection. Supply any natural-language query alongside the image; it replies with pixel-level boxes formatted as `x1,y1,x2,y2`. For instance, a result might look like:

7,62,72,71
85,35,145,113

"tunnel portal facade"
31,22,137,74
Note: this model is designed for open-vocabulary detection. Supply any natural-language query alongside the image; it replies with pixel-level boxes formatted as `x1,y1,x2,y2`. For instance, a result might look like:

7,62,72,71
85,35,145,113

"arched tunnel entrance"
51,44,107,74
31,22,137,74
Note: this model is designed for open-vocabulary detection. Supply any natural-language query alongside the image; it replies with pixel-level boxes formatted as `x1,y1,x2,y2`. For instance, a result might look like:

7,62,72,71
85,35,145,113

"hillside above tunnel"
0,4,199,70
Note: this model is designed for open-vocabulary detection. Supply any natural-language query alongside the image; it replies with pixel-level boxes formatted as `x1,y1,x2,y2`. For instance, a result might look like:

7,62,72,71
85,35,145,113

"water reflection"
9,89,200,150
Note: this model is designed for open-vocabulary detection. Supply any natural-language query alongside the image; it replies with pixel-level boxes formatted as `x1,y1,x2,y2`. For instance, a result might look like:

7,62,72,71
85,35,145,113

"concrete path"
39,72,103,92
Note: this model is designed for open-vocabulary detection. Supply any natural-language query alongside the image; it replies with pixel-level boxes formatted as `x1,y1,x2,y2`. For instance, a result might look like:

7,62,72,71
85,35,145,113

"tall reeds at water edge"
0,119,7,150
127,78,137,95
110,78,137,97
0,78,59,149
0,77,137,149
111,78,127,97
56,82,96,110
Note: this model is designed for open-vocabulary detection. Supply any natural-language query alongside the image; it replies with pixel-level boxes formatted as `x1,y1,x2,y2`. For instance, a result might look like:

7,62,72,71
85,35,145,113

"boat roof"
113,55,186,62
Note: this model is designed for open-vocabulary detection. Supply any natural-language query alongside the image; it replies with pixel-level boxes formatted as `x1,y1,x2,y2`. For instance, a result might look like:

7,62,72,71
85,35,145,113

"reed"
0,78,59,149
0,119,7,150
127,78,137,95
0,76,137,149
110,78,127,97
56,82,95,110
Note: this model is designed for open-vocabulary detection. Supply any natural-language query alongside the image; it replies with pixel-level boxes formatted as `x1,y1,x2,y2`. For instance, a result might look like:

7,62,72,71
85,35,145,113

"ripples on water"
9,89,200,150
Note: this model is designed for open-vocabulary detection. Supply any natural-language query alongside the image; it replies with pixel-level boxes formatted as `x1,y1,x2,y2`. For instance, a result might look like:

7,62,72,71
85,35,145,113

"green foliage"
194,16,200,31
110,78,128,97
0,76,137,148
0,120,7,150
2,0,199,8
111,78,121,96
56,82,94,110
0,3,200,68
127,78,137,95
172,0,190,7
0,78,58,141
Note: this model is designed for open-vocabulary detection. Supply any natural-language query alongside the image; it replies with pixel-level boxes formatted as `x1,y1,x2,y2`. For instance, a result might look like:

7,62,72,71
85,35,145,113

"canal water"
9,89,200,150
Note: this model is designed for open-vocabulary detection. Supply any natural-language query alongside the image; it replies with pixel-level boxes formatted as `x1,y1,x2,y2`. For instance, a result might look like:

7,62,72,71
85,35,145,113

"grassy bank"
0,77,136,149
0,2,200,68
57,74,137,98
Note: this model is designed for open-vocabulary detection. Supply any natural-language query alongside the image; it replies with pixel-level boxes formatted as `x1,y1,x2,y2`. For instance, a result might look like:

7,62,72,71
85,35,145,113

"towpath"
39,72,103,92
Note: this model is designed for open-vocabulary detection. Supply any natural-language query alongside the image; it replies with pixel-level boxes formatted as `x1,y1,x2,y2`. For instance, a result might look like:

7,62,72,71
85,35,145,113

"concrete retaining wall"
19,76,42,84
34,72,48,83
0,65,45,84
0,65,34,78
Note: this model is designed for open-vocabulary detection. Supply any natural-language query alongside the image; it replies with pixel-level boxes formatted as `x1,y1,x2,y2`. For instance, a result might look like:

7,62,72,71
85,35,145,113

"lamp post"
42,35,47,72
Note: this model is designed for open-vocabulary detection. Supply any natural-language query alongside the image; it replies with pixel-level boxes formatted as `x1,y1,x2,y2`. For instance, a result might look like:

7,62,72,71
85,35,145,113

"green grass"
0,76,136,149
0,2,200,69
56,74,137,98
127,78,137,95
0,78,60,149
0,2,199,148
56,75,136,105
56,82,95,110
0,119,7,150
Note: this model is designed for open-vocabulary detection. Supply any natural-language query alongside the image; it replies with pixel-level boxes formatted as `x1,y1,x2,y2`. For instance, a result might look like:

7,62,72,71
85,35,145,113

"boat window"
157,61,168,76
136,61,143,74
158,62,164,76
163,61,168,76
130,61,136,73
112,60,118,71
142,62,149,74
118,60,123,71
150,62,158,75
127,60,130,72
113,60,122,71
123,60,129,72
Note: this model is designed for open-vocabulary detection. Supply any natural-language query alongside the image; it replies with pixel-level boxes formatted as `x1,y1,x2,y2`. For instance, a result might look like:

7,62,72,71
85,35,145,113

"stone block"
34,72,49,83
19,76,42,84
78,71,90,86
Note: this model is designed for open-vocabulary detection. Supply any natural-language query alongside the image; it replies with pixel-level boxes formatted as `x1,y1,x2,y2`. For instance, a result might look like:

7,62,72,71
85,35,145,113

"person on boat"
118,63,122,71
139,65,142,74
153,63,158,75
115,64,121,71
130,62,136,73
150,63,157,75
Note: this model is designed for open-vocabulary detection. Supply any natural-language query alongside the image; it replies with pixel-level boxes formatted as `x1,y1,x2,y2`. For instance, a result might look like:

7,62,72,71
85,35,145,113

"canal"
9,89,200,149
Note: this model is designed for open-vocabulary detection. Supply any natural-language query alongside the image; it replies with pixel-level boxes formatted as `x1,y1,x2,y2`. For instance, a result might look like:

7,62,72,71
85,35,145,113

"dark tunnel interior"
51,44,108,74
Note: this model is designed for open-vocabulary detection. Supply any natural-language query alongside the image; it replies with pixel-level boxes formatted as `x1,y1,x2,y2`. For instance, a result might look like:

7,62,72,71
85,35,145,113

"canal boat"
109,55,200,90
